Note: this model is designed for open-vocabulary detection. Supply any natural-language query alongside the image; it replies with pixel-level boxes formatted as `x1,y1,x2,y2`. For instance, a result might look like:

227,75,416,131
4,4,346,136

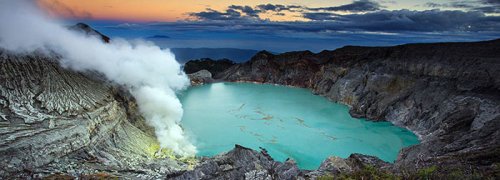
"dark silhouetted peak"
279,50,314,58
68,23,110,43
234,144,252,150
286,50,313,56
171,48,259,63
251,50,274,61
490,38,500,43
255,50,274,56
73,22,91,29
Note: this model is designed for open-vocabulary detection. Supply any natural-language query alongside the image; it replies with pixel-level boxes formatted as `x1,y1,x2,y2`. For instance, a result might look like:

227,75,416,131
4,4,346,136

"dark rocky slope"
188,39,500,175
169,145,394,180
184,58,235,77
68,23,110,43
0,24,189,178
0,50,193,179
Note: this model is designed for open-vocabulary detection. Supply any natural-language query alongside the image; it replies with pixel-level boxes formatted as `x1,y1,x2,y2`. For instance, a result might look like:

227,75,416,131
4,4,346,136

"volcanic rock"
206,39,500,175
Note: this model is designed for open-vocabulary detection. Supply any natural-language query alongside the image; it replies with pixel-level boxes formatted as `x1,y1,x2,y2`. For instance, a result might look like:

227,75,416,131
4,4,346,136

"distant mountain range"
170,48,262,63
146,35,170,39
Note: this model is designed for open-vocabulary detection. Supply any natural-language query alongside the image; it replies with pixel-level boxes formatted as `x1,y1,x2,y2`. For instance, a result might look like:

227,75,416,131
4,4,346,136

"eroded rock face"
188,70,214,85
170,145,301,180
212,39,500,173
0,50,186,179
171,145,396,179
183,58,235,78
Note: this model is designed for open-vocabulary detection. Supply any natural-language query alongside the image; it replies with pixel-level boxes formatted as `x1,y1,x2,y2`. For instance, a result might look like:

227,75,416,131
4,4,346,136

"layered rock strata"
0,50,188,179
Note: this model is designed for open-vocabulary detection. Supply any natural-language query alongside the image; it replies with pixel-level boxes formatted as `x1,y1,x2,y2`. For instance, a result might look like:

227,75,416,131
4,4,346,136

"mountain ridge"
171,48,261,63
186,37,500,177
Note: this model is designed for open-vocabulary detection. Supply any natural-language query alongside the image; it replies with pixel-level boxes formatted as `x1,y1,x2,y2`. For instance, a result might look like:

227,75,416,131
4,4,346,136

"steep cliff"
207,39,500,174
0,22,200,178
0,50,192,178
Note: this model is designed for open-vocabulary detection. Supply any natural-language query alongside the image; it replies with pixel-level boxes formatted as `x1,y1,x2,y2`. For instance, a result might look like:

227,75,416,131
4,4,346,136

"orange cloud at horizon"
37,0,224,22
36,0,361,22
36,0,427,22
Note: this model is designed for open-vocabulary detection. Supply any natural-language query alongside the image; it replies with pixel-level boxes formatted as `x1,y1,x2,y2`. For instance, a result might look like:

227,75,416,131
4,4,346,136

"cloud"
189,8,243,21
228,5,261,17
377,0,397,5
256,4,286,11
481,0,500,4
188,1,384,22
424,0,500,14
308,0,382,12
189,5,273,21
189,1,384,22
303,13,340,21
303,9,500,32
256,4,303,12
474,6,500,13
190,9,500,33
476,0,500,12
189,4,305,21
184,1,500,35
424,1,477,9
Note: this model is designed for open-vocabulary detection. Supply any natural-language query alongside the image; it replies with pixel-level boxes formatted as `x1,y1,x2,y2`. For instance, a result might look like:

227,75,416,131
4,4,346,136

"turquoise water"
179,82,419,170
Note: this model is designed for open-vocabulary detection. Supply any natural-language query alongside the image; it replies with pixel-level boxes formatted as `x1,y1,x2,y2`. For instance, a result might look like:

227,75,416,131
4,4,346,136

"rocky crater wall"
0,50,188,178
195,39,500,173
0,38,499,179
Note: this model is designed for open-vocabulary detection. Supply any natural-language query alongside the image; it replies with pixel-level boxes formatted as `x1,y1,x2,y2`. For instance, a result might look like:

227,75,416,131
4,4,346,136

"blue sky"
54,0,500,52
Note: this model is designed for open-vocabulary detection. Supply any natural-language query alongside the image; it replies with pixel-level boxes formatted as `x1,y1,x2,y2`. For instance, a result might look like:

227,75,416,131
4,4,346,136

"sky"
36,0,500,52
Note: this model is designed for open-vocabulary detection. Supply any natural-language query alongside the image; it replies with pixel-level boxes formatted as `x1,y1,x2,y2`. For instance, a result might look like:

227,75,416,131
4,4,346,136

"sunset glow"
37,0,208,21
36,0,424,22
33,0,500,52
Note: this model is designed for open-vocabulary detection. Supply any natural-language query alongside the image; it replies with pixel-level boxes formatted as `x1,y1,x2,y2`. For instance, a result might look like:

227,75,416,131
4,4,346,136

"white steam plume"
0,1,196,156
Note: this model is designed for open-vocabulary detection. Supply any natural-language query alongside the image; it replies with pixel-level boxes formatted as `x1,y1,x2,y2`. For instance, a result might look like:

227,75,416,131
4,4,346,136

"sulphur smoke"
0,1,196,156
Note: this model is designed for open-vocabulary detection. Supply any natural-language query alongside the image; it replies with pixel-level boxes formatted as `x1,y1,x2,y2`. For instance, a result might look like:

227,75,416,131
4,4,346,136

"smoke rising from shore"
0,0,196,156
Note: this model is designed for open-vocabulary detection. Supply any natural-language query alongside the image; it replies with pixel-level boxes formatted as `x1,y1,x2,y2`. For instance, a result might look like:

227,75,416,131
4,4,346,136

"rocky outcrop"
188,70,214,85
210,39,500,175
183,58,235,78
68,23,110,43
0,50,188,179
170,145,393,180
170,145,301,180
